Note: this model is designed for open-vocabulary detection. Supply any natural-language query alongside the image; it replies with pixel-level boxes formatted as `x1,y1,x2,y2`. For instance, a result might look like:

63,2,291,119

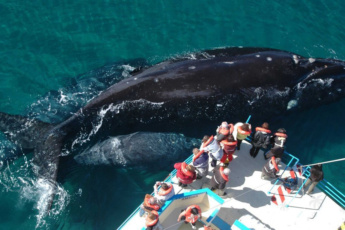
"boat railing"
318,179,345,208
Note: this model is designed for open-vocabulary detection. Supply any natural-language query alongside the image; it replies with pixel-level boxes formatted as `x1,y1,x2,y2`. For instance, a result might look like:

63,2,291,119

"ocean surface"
0,1,345,229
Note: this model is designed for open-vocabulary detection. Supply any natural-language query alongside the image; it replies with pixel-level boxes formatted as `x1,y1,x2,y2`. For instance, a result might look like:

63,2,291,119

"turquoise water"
0,0,345,229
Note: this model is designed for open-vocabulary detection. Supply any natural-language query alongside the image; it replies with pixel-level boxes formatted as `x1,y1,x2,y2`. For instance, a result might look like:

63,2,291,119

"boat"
117,117,345,230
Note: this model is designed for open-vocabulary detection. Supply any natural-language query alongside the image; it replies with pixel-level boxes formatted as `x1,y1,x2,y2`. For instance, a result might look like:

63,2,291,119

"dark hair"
241,123,250,131
277,128,286,134
262,122,269,129
202,135,210,142
161,183,169,190
191,207,199,215
227,134,235,142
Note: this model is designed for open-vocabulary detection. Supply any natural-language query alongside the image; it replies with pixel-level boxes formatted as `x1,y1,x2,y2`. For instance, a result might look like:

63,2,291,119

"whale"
73,132,199,168
1,47,345,211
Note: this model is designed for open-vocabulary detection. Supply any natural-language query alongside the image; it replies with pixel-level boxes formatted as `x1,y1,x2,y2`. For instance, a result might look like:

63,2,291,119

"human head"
193,148,200,155
191,207,199,215
202,135,210,143
277,128,286,134
223,168,231,175
147,212,157,221
161,183,169,190
186,165,196,173
227,134,235,142
262,122,269,129
221,121,228,128
241,123,250,131
149,197,156,205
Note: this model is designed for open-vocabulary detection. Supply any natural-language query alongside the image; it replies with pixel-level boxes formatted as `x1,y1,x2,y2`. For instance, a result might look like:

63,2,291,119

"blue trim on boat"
160,188,224,214
206,208,220,222
210,216,231,230
233,219,251,230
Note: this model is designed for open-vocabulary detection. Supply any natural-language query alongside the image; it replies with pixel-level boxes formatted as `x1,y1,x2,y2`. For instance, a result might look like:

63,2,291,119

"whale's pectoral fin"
33,132,64,212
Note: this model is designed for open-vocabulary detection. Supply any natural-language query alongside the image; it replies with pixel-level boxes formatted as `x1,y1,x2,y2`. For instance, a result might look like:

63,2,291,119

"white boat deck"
118,140,345,230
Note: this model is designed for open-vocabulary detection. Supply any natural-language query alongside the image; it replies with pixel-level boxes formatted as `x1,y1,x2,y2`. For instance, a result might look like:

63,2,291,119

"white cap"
223,168,231,175
221,122,228,128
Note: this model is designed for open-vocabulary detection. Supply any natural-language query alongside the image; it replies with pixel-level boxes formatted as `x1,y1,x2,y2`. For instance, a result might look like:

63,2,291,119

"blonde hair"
193,148,200,155
186,165,196,173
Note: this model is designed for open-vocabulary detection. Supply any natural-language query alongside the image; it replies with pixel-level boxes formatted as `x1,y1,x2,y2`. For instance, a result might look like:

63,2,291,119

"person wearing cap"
250,122,271,158
303,164,324,195
209,165,230,196
261,157,281,179
174,162,197,187
264,128,287,159
215,121,234,142
232,122,252,150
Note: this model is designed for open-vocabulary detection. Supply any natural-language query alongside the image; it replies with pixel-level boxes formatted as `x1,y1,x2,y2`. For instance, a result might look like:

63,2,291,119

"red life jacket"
220,139,237,154
255,127,271,133
145,210,159,227
181,162,194,177
185,205,202,224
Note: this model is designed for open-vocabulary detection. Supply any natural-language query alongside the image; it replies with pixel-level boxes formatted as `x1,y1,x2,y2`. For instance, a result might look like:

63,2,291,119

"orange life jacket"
144,197,160,211
255,127,271,133
145,210,159,227
275,132,288,138
238,126,251,135
185,205,202,224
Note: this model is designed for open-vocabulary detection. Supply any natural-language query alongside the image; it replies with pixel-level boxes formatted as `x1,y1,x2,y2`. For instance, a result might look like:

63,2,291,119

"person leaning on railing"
303,164,324,195
174,162,196,187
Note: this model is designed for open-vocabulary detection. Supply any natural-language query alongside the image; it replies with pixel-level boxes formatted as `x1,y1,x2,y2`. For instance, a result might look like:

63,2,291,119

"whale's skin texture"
1,47,345,211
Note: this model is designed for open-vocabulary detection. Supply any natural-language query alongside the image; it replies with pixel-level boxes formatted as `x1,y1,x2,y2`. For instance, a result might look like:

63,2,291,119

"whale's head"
287,57,345,111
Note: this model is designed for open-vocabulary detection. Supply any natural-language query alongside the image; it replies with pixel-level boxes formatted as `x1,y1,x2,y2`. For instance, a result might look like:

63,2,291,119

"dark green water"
0,1,345,229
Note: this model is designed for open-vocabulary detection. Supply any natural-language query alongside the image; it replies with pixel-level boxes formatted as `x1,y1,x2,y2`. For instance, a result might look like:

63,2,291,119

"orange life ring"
181,162,194,178
255,127,271,133
145,210,159,227
158,184,173,196
185,205,201,224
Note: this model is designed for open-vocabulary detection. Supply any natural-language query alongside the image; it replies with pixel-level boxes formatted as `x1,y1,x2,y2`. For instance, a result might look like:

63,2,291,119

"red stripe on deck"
289,169,296,179
278,186,285,203
286,187,291,194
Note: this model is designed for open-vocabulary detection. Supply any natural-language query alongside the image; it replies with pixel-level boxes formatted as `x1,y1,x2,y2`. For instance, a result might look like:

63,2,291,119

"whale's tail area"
0,111,65,212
